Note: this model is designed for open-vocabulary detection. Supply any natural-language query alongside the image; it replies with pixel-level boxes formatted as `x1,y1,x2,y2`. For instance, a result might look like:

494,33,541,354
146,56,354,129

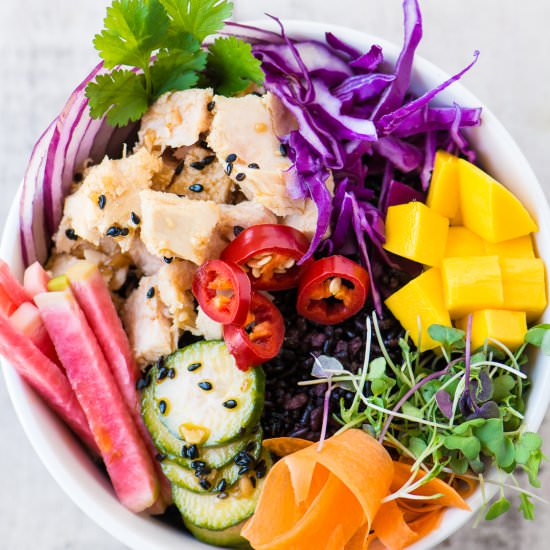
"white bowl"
2,19,550,550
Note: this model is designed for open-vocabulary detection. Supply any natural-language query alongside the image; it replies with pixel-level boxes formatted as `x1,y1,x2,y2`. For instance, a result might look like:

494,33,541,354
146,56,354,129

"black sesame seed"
73,172,83,183
199,139,210,149
246,440,257,453
155,453,166,462
106,226,121,237
217,492,228,500
174,161,184,176
223,399,237,409
181,445,190,458
202,155,216,165
136,374,151,390
156,356,165,370
120,227,129,236
280,143,288,157
188,183,204,193
238,465,250,476
255,459,267,478
187,444,199,459
198,381,213,391
190,161,205,170
252,91,263,97
233,225,244,237
225,153,237,163
199,479,211,491
188,362,202,372
98,194,106,209
225,163,233,176
235,172,246,182
158,367,168,381
248,163,260,169
163,256,174,264
146,287,155,299
131,212,140,225
65,228,78,241
191,460,206,469
250,476,257,488
168,368,176,379
159,400,167,415
207,101,216,111
215,479,227,492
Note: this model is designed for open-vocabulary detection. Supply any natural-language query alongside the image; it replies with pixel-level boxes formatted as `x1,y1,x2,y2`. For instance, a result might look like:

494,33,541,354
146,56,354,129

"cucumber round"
173,450,272,530
155,341,265,446
142,380,261,469
160,432,262,494
184,520,250,549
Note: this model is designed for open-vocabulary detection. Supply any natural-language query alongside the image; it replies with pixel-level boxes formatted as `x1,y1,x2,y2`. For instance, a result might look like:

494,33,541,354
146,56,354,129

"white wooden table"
0,1,549,548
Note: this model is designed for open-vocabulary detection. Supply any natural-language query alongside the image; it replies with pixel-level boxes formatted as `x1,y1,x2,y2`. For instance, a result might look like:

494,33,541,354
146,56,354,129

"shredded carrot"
262,437,313,457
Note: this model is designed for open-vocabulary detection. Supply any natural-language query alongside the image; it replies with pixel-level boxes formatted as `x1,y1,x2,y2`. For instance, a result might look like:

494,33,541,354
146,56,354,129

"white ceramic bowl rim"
2,19,550,550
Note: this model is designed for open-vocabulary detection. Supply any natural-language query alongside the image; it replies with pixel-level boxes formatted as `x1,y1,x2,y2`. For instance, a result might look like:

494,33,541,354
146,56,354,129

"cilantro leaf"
443,435,481,461
86,70,148,126
160,0,233,43
151,48,207,98
206,36,265,96
94,0,169,69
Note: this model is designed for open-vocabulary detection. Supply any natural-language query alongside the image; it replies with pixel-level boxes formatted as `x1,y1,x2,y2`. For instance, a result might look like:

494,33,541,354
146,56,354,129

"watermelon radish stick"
35,289,159,512
9,302,59,365
66,262,171,511
0,259,30,308
0,285,15,316
0,311,98,453
23,261,50,298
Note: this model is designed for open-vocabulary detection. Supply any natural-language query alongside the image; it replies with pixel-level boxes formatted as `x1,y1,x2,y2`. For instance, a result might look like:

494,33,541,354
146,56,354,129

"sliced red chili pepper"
296,255,369,325
192,260,251,325
223,292,285,371
221,224,311,291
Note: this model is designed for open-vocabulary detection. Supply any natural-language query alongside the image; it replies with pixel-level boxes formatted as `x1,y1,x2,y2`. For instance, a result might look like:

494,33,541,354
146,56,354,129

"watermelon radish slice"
9,302,59,365
23,261,50,298
35,289,159,512
0,259,30,308
66,261,171,512
0,284,15,316
0,311,98,453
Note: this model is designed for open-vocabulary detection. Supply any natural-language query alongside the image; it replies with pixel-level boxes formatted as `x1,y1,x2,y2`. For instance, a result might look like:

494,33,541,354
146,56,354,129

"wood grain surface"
0,1,548,548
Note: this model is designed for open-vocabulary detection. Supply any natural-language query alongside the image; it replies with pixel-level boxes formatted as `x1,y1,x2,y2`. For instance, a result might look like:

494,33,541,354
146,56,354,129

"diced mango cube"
484,235,535,259
442,256,504,319
385,269,452,351
458,159,538,242
456,310,527,351
383,202,449,267
445,227,485,258
500,258,547,320
427,151,461,221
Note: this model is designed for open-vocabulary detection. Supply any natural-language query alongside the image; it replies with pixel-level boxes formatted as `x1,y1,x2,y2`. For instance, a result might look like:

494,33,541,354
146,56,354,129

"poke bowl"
2,2,550,550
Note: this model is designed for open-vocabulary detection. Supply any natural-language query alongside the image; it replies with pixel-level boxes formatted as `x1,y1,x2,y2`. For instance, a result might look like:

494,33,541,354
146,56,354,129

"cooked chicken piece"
139,89,214,153
265,92,299,137
194,306,223,341
218,201,278,242
156,260,197,331
166,145,235,203
128,236,165,277
122,276,177,366
208,93,304,216
54,148,161,254
140,190,225,265
47,253,83,277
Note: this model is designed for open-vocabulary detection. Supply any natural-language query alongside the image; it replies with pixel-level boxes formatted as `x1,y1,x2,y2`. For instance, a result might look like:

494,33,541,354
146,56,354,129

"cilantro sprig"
86,0,265,126
300,316,549,522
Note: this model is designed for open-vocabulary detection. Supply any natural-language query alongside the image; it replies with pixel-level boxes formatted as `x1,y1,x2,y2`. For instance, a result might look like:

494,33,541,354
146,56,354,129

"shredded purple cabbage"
229,0,481,310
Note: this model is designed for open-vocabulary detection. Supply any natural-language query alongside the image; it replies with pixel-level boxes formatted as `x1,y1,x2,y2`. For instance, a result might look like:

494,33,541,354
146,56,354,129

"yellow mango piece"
445,227,485,258
385,269,452,351
442,256,504,319
458,159,538,242
484,235,535,259
456,310,527,351
383,202,449,267
500,258,547,321
426,151,461,220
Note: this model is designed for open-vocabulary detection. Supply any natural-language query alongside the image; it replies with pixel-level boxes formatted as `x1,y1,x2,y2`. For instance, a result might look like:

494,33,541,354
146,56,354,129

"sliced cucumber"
184,520,250,549
141,371,262,469
173,450,272,530
154,341,265,446
161,433,262,494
